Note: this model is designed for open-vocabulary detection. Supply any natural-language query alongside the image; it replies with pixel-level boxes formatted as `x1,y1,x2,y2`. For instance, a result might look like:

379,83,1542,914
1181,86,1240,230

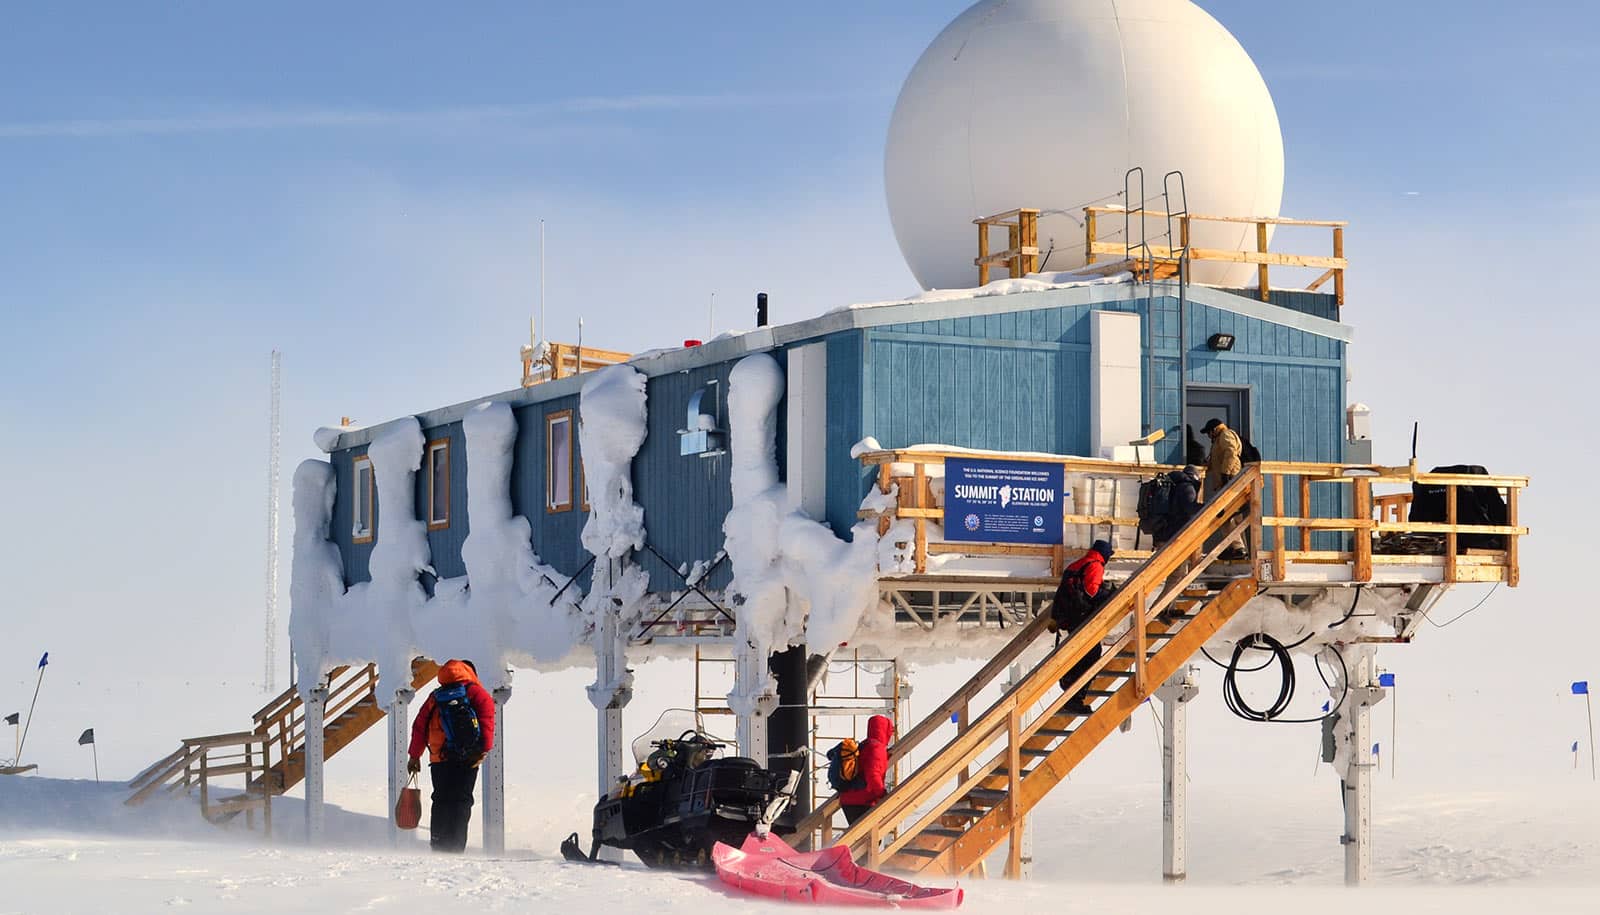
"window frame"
546,409,574,513
580,458,590,513
352,455,375,544
425,438,451,531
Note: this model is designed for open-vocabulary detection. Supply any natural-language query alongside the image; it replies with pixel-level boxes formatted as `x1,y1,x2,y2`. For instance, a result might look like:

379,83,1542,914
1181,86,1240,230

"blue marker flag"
1378,673,1396,688
1574,741,1581,753
950,711,960,724
1372,743,1380,756
37,652,48,669
1321,700,1330,713
1574,681,1590,695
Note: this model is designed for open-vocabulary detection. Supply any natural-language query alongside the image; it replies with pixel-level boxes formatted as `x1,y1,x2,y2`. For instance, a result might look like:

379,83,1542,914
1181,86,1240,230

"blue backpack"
432,682,483,762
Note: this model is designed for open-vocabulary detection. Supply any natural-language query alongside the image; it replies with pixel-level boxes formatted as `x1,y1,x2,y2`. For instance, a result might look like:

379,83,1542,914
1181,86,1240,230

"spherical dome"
885,0,1284,290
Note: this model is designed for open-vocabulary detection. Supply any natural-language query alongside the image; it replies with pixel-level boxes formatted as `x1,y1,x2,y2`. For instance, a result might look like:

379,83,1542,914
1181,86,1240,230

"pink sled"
712,833,964,909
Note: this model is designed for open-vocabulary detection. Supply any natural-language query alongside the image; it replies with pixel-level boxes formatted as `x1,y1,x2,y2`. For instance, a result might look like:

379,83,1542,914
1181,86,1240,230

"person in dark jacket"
1185,424,1206,468
838,714,895,826
407,659,496,853
1153,465,1202,548
1055,540,1115,716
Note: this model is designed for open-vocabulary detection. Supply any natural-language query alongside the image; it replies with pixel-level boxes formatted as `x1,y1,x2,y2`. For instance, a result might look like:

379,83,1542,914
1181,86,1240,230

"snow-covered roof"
323,276,1351,452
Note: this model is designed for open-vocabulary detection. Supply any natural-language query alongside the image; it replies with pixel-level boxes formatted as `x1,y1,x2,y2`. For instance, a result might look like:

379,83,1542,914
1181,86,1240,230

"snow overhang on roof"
323,277,1350,452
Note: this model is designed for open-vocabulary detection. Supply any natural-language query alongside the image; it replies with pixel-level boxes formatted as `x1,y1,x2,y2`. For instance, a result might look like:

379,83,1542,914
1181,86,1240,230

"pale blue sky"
2,2,1598,774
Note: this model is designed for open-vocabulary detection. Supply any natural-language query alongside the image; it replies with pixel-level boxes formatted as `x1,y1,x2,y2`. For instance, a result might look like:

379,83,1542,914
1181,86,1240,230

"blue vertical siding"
634,363,739,593
825,331,867,540
511,395,588,582
323,287,1348,598
417,421,469,581
332,444,373,586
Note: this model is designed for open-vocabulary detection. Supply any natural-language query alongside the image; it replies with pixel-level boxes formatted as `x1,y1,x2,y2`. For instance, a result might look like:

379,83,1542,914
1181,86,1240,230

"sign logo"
963,513,981,532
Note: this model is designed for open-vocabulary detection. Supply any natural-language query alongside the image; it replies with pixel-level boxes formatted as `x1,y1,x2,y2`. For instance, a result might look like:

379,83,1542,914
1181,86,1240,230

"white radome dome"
885,0,1285,290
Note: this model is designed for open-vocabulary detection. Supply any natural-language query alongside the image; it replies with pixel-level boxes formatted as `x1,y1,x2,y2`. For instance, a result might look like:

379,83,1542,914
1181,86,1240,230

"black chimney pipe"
756,292,769,327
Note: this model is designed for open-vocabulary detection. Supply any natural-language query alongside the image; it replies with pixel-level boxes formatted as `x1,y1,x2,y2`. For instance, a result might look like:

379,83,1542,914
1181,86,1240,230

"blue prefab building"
320,280,1351,597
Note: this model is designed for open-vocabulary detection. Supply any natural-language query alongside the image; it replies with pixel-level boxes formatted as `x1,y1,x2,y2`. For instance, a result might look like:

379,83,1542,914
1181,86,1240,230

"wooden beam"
1084,209,1098,265
1353,478,1372,582
1333,227,1346,307
1445,486,1458,582
1257,221,1270,302
1507,486,1520,588
1084,207,1348,228
977,220,990,286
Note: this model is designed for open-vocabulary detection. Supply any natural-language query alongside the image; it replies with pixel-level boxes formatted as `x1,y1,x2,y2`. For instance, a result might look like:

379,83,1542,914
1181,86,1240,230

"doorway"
1185,385,1251,464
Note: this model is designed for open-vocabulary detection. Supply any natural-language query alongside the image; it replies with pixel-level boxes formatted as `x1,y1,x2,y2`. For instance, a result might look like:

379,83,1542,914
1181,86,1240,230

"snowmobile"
561,710,800,869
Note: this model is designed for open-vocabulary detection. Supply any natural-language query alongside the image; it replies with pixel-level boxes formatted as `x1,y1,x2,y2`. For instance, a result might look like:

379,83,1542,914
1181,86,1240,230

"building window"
426,439,450,531
547,410,573,512
353,455,374,543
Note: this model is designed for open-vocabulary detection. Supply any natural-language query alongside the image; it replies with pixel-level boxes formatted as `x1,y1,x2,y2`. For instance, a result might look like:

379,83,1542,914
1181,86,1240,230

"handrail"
830,468,1262,860
787,612,1054,845
1084,205,1347,305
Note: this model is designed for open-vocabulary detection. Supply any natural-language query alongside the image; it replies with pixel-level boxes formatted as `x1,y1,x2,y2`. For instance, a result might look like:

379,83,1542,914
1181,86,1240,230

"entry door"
1186,386,1250,461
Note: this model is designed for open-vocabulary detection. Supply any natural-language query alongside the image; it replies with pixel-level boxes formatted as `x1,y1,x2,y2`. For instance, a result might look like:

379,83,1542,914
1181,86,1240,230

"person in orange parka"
406,659,496,853
838,714,895,826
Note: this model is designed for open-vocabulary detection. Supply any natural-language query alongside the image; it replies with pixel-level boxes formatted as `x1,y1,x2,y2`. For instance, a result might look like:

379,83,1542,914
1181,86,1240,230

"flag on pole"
4,713,17,726
1575,681,1590,695
950,711,959,724
1372,742,1380,756
77,728,95,746
1575,741,1582,753
37,652,49,669
1379,673,1396,688
1321,700,1330,713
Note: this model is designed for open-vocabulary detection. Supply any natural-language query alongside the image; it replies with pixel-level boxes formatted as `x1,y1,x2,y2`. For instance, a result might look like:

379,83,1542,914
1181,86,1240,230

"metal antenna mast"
265,350,282,692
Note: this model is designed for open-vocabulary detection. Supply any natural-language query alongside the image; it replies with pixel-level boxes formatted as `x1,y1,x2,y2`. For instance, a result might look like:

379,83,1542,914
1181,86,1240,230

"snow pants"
429,761,478,853
1058,641,1103,704
842,804,872,826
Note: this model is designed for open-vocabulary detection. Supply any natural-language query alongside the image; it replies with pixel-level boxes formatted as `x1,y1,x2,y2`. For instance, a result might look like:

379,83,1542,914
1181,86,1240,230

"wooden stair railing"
807,468,1263,877
128,657,442,819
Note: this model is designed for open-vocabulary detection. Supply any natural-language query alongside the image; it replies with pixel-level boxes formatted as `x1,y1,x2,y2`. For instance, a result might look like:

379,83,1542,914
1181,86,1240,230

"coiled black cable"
1201,636,1348,724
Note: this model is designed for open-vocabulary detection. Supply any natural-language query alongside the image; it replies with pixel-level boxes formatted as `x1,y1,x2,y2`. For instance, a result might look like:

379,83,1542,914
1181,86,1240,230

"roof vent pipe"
756,292,769,328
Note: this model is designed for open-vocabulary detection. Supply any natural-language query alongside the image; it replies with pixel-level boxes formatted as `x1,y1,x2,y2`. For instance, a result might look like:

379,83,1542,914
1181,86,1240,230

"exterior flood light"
1207,333,1236,351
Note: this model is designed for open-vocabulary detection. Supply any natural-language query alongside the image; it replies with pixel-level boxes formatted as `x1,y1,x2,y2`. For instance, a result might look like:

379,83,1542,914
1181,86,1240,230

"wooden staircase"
127,658,440,824
789,468,1266,877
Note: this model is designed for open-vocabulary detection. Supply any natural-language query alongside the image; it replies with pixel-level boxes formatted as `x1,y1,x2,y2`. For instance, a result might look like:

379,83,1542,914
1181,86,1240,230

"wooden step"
921,827,964,840
895,847,942,859
966,788,1008,805
1035,727,1073,739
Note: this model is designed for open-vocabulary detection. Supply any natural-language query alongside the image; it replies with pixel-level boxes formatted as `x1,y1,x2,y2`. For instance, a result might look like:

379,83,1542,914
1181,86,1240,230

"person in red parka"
838,714,895,826
406,659,496,852
1056,540,1115,717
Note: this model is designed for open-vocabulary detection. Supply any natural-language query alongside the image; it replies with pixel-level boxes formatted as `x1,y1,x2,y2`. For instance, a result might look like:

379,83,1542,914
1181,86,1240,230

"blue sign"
943,458,1064,545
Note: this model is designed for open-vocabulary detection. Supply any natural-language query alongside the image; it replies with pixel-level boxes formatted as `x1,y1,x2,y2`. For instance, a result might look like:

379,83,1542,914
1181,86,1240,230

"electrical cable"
1199,637,1349,724
1421,582,1499,628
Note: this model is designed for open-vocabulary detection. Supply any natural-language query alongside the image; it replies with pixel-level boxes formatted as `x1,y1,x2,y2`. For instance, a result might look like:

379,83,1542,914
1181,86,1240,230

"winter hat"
1091,539,1114,560
1201,418,1223,435
1182,464,1200,479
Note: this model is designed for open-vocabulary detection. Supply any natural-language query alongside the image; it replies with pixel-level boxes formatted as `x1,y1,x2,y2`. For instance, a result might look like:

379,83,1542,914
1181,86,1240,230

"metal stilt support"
734,638,774,767
386,686,415,847
1339,646,1386,886
482,684,511,856
303,684,327,843
1002,661,1033,879
1158,666,1199,882
588,605,632,863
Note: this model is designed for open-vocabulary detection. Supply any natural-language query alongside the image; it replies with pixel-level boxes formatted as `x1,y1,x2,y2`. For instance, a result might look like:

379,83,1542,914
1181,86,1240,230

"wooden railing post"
1257,221,1270,302
1299,476,1313,553
1271,472,1287,580
1444,484,1458,582
915,461,929,574
1507,485,1520,587
1333,226,1346,308
978,221,991,286
1353,478,1373,582
1007,223,1021,279
1005,707,1023,879
1133,589,1148,697
1084,209,1097,265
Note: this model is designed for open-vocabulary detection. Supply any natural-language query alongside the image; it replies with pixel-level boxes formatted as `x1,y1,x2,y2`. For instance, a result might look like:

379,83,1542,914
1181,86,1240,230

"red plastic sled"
712,833,963,909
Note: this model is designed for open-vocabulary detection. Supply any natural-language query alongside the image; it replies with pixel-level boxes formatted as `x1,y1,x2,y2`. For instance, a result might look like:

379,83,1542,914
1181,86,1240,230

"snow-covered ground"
4,774,1597,914
4,654,1598,914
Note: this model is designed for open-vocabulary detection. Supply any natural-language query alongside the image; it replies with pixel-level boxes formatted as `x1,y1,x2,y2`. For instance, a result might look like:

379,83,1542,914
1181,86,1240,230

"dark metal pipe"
756,292,769,328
